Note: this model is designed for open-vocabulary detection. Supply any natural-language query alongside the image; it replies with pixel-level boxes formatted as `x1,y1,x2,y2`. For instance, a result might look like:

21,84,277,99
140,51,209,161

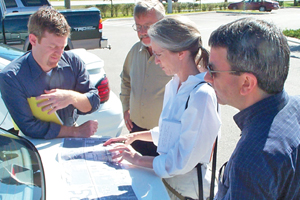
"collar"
27,51,71,81
138,41,148,53
233,91,289,132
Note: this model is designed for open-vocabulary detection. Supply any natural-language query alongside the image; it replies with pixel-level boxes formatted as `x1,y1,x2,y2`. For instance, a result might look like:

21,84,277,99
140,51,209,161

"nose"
204,71,213,84
154,56,160,65
55,46,65,55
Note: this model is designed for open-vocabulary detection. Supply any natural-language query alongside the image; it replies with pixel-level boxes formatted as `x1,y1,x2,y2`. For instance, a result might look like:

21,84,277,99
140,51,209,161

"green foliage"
113,4,121,17
95,4,110,18
121,3,135,16
207,3,215,11
278,1,300,6
283,29,300,39
187,2,194,12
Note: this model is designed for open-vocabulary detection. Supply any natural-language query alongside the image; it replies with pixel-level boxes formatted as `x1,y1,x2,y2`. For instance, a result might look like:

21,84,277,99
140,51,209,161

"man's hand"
37,89,72,114
74,120,98,137
36,89,92,114
59,120,98,138
124,110,133,131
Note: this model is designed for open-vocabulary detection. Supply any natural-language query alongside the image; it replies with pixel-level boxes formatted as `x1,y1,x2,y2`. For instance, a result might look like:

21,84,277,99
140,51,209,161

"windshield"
0,132,45,200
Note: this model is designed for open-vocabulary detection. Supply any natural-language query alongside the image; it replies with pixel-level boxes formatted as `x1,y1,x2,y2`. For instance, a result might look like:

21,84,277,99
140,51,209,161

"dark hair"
28,7,70,41
148,16,209,68
209,17,290,94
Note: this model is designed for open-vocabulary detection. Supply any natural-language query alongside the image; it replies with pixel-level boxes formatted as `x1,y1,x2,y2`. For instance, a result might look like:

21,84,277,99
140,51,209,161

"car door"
251,0,262,10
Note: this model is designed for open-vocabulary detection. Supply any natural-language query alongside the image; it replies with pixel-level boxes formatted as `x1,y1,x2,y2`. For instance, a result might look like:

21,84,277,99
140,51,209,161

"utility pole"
167,0,172,13
64,0,70,9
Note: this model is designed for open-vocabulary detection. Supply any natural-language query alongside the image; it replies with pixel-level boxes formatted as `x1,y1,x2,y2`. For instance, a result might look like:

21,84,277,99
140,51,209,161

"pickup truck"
0,0,109,50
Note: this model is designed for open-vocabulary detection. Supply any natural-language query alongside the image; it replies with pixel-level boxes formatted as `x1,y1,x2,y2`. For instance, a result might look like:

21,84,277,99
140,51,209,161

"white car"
0,130,170,199
0,44,124,138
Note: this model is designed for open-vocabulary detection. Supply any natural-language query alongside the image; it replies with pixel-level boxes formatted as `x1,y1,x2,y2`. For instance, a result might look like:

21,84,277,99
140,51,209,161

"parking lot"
89,8,300,169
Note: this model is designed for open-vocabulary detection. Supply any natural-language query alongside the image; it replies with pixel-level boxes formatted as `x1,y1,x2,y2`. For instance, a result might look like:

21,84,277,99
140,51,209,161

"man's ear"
240,73,258,96
29,34,38,46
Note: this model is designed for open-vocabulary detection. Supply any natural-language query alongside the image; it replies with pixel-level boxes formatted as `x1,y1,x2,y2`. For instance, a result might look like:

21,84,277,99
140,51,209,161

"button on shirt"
217,91,300,199
120,42,171,129
0,51,100,139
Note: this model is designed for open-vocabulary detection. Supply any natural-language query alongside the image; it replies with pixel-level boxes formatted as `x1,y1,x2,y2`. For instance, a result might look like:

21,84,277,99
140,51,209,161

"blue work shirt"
0,51,100,139
217,91,300,199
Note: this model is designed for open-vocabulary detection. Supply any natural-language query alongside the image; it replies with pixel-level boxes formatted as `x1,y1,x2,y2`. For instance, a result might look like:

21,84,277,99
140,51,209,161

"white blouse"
151,73,221,178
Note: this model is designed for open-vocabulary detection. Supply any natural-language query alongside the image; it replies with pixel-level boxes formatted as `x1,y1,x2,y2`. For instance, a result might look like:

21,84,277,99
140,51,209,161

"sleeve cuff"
150,127,159,146
153,155,172,178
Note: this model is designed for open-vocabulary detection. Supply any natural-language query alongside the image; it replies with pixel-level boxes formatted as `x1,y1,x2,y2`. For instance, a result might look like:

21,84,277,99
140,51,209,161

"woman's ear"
178,51,187,61
240,73,258,96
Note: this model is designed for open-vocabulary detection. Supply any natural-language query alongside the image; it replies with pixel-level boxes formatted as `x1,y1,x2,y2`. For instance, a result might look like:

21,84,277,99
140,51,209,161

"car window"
0,132,45,200
4,0,17,8
20,0,50,6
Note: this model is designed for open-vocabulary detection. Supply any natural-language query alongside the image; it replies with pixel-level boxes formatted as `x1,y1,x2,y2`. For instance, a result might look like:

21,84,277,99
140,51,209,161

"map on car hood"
59,137,138,200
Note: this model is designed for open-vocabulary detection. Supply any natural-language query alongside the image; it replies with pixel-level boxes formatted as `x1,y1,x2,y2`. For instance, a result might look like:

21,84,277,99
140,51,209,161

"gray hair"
148,16,209,68
209,17,290,94
134,0,165,20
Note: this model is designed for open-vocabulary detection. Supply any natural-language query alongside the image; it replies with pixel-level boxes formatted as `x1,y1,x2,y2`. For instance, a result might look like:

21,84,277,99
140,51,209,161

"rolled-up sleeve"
71,55,100,115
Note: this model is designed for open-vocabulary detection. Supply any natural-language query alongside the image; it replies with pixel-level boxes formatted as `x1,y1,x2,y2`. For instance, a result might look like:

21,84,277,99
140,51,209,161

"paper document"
59,137,138,200
13,97,63,130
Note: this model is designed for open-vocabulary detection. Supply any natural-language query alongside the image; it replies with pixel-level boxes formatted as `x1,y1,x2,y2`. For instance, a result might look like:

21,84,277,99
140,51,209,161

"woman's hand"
109,144,142,165
103,134,136,146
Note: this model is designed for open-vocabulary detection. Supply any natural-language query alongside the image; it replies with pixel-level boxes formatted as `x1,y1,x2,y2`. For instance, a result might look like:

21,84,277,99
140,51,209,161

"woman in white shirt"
104,16,221,200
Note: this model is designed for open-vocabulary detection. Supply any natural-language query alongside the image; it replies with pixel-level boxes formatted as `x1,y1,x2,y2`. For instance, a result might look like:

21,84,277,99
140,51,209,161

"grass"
283,29,300,40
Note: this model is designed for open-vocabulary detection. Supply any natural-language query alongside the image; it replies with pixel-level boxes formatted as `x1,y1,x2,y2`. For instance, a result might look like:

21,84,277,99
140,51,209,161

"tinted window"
20,0,50,6
4,0,17,8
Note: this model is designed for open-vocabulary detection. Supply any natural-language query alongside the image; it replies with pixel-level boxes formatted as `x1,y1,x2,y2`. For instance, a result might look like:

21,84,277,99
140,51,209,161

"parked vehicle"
4,0,51,13
0,130,170,199
228,0,280,11
0,44,124,137
0,0,110,50
159,0,178,2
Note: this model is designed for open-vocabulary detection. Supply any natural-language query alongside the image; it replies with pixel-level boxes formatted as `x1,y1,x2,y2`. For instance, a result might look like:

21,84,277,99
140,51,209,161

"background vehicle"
159,0,178,2
0,44,124,137
228,0,280,11
4,0,50,13
0,0,109,50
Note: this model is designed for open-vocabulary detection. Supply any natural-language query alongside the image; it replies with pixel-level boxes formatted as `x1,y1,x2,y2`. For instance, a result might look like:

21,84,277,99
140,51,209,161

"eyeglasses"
132,24,151,32
207,64,245,78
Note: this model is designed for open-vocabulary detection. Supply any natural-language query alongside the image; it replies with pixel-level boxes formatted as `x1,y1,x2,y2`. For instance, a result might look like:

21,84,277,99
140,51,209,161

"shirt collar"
233,91,289,132
27,51,71,80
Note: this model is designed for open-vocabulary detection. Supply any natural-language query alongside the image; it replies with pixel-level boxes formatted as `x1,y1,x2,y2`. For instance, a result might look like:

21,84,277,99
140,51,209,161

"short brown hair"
28,7,70,41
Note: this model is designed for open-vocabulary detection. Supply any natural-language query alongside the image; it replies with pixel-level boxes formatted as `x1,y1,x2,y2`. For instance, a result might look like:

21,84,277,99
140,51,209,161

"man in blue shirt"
204,18,300,199
0,8,100,139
